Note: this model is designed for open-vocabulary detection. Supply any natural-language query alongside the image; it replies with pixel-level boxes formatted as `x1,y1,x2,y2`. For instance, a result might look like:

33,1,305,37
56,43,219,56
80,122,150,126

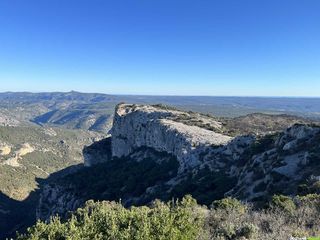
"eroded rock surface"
112,104,232,172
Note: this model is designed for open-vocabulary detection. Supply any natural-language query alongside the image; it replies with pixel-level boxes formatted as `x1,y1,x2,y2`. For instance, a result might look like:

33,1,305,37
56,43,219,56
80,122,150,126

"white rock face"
111,104,233,172
276,124,319,148
228,124,320,201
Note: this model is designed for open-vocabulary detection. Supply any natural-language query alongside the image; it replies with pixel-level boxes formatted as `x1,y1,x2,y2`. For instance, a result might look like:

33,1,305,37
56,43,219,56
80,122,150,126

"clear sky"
0,0,319,96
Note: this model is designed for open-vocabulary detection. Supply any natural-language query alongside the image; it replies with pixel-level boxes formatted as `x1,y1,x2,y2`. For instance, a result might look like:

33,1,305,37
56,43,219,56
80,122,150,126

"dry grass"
205,196,320,240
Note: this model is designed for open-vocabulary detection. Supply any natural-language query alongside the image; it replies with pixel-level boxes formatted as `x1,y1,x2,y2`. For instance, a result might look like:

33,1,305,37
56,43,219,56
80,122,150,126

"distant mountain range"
0,92,319,133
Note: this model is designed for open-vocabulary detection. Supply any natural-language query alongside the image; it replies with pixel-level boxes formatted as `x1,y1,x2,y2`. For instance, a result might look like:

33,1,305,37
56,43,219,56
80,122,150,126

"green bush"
270,195,296,214
291,229,309,238
297,194,320,211
237,223,259,239
16,193,320,240
17,196,205,240
211,197,246,214
311,181,320,193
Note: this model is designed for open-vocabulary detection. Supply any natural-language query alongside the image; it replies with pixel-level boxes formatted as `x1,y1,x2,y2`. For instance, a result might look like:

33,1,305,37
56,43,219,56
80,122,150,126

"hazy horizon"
2,90,320,99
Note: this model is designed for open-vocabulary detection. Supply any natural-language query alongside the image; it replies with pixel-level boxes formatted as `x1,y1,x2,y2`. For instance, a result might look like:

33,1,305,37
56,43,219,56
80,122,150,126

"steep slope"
111,104,233,172
227,124,320,201
37,146,179,221
33,106,113,132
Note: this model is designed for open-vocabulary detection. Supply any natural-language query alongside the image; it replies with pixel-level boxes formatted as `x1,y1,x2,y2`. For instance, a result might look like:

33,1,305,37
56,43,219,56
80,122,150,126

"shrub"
17,196,206,240
17,193,320,240
311,181,320,193
297,194,320,212
270,195,296,214
211,197,246,214
291,229,309,238
237,223,259,239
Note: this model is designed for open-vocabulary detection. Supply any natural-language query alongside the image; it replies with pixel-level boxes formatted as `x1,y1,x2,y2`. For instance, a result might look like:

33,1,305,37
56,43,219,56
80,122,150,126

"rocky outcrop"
83,136,112,166
36,184,83,221
227,124,320,201
111,104,232,172
2,143,34,167
0,143,11,156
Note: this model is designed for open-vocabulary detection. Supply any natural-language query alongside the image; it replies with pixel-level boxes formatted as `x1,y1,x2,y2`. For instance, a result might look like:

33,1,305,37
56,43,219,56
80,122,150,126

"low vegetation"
18,194,320,240
18,195,206,240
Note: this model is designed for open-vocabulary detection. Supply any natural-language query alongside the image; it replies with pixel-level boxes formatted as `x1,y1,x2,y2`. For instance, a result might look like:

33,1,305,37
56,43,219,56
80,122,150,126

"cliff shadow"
0,164,83,240
0,136,114,239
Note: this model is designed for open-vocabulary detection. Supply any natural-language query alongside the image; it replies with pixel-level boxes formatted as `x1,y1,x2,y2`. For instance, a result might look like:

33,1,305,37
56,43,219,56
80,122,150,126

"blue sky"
0,0,319,96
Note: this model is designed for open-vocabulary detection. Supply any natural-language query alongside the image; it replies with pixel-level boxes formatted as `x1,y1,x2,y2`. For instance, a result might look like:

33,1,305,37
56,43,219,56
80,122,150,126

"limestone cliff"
111,104,232,172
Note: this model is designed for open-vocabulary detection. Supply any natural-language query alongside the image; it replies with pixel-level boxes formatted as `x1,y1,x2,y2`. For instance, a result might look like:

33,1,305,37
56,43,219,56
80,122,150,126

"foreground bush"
270,194,296,214
208,194,320,240
17,194,320,240
211,197,246,214
17,195,206,240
